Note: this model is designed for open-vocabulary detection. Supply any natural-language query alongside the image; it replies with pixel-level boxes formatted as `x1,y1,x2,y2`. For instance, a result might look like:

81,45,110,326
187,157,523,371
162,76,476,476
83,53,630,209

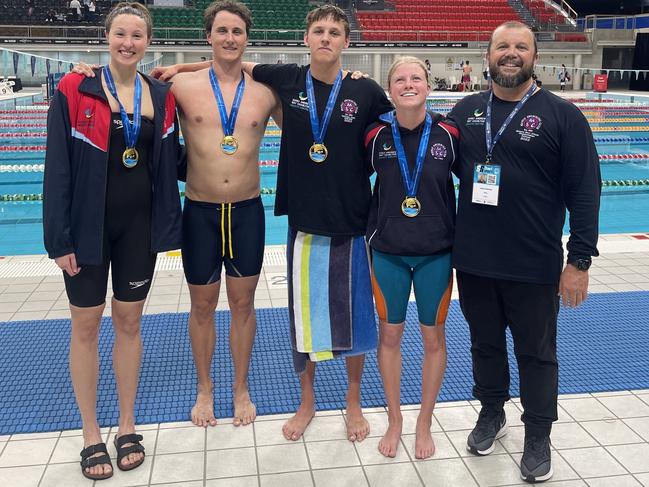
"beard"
489,56,535,88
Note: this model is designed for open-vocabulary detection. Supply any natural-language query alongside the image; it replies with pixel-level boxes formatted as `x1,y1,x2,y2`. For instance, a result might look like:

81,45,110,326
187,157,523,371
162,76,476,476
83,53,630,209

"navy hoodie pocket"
377,215,449,255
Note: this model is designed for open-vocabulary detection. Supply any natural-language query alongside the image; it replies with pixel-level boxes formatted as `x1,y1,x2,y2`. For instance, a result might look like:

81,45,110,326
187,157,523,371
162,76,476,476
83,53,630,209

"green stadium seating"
148,0,311,38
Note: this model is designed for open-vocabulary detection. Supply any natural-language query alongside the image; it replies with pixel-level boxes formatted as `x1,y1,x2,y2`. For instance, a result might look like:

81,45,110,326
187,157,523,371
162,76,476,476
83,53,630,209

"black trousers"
457,271,560,437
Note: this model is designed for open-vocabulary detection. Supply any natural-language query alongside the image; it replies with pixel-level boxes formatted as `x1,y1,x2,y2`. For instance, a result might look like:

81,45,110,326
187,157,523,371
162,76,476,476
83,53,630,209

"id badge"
471,163,501,206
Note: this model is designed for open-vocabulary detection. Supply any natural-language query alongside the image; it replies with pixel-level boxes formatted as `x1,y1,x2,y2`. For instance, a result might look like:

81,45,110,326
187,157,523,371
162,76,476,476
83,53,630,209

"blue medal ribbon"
391,110,432,199
208,66,245,138
103,65,142,152
485,81,537,162
306,69,343,146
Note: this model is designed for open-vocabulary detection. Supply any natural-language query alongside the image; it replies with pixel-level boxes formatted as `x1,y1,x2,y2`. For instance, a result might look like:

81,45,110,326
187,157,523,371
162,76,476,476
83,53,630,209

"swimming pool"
1,94,648,256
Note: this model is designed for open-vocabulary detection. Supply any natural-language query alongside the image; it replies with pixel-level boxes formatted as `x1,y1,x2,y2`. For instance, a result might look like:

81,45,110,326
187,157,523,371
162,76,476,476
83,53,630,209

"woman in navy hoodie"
364,56,458,461
43,2,184,480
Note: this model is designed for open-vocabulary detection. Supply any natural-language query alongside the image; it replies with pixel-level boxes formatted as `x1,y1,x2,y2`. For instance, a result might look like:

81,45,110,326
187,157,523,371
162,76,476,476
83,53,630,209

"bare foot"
282,403,315,441
378,418,402,457
414,417,436,459
233,387,256,426
346,406,370,442
191,385,217,427
82,430,112,479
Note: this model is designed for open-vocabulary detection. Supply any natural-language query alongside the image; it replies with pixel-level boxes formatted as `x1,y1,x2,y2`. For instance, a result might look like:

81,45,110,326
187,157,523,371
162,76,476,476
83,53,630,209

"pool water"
1,95,648,256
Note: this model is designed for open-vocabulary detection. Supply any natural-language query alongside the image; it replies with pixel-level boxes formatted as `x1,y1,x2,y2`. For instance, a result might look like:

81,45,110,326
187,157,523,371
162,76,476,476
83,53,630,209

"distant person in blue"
448,21,600,483
364,56,458,459
43,2,184,481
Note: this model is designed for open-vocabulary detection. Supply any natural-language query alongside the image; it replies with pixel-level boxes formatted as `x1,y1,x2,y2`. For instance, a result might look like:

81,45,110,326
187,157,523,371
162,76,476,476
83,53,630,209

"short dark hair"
204,0,252,36
487,21,538,56
305,5,350,38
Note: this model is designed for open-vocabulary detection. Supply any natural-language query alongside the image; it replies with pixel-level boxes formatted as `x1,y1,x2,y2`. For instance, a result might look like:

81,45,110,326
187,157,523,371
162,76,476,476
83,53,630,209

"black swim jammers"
182,196,265,284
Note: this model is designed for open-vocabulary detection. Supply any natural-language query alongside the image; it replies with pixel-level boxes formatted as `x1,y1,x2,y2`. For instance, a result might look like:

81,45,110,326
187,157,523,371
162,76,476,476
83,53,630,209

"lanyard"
103,65,141,150
208,66,245,137
485,81,536,162
306,69,342,145
391,111,432,198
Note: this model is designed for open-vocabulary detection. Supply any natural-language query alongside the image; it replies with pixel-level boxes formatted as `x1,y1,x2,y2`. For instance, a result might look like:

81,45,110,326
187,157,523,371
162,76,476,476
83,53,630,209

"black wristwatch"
569,257,592,271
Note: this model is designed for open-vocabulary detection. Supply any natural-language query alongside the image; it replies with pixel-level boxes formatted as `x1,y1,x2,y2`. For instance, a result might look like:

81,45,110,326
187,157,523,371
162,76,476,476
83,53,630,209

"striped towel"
287,227,377,373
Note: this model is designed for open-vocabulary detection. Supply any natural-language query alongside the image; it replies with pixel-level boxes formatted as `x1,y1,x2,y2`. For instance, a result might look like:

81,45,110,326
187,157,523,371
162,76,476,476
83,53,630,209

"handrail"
581,13,649,30
555,0,577,21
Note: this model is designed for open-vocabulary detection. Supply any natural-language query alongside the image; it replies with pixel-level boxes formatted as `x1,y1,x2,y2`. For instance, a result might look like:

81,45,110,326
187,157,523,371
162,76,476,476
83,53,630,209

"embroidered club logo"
382,142,392,151
431,143,447,160
340,99,358,123
516,115,542,142
521,115,542,131
473,109,484,117
298,91,308,102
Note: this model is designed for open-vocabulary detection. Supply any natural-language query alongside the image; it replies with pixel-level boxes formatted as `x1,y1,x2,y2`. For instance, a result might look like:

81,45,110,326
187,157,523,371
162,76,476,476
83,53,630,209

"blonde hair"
105,2,153,39
387,56,430,90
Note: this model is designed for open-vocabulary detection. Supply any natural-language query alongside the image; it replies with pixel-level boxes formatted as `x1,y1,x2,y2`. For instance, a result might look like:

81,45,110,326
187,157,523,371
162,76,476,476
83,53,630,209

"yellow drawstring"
227,203,233,259
220,203,225,257
220,203,234,259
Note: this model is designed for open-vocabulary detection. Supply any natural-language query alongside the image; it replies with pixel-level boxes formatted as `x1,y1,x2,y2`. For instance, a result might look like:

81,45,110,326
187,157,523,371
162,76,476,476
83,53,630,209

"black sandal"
114,433,145,471
80,442,113,481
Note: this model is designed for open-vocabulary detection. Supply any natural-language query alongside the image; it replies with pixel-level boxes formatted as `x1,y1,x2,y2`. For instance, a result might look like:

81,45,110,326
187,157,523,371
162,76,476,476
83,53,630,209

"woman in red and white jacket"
43,2,184,480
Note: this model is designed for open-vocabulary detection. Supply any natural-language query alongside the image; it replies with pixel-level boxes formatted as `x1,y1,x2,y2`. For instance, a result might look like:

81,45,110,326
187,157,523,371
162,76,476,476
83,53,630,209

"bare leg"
225,274,259,426
111,297,145,468
415,323,447,459
282,360,316,441
345,354,369,442
377,321,404,457
188,282,220,427
69,302,111,478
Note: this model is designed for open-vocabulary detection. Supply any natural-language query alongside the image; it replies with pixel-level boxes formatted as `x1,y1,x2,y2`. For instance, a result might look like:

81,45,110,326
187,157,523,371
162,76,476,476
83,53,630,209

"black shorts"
64,214,157,308
182,196,265,284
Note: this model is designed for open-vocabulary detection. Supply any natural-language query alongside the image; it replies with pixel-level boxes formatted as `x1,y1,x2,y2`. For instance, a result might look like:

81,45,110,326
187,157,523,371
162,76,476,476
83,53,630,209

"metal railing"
581,14,649,31
524,1,577,29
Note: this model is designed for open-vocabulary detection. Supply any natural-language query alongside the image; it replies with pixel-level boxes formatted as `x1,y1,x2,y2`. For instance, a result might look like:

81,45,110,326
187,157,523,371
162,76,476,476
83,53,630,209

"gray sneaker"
520,435,553,483
467,407,507,455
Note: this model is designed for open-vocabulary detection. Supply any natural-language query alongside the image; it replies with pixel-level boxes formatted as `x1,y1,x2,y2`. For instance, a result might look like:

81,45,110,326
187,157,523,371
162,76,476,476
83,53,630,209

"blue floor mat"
1,291,649,434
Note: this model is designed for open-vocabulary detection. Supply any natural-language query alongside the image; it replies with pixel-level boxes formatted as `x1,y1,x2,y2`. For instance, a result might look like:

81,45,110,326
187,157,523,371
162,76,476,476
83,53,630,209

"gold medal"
401,197,421,218
309,143,328,163
220,135,239,155
122,148,139,168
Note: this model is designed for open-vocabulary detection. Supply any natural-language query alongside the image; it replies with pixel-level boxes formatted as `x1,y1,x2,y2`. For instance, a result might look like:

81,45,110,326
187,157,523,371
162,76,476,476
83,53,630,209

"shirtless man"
159,1,280,428
75,0,280,428
462,60,473,91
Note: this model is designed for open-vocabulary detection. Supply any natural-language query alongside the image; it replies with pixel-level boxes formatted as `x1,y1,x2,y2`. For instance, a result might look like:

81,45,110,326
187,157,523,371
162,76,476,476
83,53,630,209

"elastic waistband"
184,195,261,210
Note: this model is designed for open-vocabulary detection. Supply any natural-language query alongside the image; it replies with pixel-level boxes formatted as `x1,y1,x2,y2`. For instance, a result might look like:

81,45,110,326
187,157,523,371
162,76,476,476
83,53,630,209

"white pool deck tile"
1,240,649,485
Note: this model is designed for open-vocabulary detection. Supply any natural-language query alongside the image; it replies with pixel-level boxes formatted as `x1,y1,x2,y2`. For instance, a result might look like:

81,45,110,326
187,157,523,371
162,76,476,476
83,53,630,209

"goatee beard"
489,63,534,88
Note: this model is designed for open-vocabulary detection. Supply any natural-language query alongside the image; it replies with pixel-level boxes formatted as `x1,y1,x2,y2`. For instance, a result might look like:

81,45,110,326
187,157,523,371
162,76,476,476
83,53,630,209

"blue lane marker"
1,291,649,434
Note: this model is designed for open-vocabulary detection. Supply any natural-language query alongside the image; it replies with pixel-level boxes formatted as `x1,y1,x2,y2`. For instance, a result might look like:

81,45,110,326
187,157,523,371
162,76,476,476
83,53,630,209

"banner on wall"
1,37,469,49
